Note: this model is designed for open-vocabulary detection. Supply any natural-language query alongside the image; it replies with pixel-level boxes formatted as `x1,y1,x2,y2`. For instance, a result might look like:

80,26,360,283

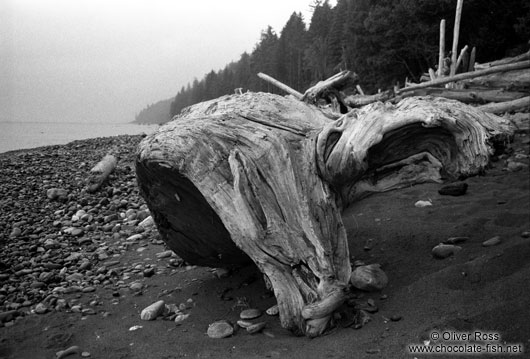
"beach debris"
438,181,468,196
432,243,462,259
521,231,530,238
207,320,234,338
56,345,80,359
415,200,432,208
443,236,469,244
350,264,388,291
266,304,279,316
246,321,266,334
129,325,143,331
81,352,91,358
140,300,165,320
482,236,501,247
240,308,262,320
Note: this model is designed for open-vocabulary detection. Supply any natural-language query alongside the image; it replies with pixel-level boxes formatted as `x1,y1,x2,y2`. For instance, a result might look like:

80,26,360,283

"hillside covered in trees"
167,0,529,119
133,98,172,124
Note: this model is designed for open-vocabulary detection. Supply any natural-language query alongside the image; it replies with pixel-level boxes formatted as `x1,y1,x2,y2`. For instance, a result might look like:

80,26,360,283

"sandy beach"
0,130,528,359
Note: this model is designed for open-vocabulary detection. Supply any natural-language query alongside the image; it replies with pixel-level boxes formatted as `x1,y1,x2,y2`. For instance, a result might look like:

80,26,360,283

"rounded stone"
350,264,388,291
482,236,501,247
432,243,461,259
207,320,234,339
240,308,262,320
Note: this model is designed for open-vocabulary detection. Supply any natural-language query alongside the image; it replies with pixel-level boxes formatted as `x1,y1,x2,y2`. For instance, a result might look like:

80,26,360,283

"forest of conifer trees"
169,0,530,118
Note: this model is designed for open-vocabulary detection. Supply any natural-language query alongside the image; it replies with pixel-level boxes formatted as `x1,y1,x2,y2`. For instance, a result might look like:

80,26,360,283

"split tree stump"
135,93,513,337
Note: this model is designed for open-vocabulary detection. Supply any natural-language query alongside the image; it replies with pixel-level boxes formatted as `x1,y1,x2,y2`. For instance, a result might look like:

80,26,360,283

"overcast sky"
1,0,330,124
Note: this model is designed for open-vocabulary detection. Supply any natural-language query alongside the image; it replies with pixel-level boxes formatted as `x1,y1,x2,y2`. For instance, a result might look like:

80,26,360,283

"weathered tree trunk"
136,93,513,337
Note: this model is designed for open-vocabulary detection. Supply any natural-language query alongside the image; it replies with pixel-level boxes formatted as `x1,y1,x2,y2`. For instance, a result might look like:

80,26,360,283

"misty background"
0,0,320,124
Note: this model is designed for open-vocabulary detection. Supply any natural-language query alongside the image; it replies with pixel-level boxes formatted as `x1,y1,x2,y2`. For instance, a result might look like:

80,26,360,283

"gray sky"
1,0,327,124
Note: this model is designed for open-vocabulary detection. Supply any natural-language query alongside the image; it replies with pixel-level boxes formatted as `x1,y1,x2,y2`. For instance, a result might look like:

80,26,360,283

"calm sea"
0,121,160,154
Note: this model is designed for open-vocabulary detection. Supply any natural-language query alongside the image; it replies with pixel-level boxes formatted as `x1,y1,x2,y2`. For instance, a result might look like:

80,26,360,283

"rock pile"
0,135,176,326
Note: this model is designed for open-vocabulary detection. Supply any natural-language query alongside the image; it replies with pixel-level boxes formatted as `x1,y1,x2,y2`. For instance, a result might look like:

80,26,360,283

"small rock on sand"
140,300,165,320
482,236,501,247
207,320,234,339
415,200,432,208
432,243,462,259
350,264,388,291
240,308,262,320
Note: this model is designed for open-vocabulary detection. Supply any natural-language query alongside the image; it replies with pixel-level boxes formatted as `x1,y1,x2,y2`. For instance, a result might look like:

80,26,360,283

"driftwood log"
135,93,513,337
86,154,117,193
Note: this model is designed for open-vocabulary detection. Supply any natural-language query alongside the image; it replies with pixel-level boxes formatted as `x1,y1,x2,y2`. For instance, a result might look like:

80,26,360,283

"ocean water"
0,121,160,154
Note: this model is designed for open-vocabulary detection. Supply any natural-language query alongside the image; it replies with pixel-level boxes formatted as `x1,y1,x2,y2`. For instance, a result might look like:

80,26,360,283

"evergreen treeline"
134,98,172,124
170,0,530,118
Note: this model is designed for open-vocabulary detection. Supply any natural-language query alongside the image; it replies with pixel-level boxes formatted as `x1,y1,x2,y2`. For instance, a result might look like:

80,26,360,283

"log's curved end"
315,96,515,203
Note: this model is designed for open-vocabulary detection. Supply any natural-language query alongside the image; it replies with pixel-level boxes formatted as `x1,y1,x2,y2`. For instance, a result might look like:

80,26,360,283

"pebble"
432,243,462,259
266,304,279,316
140,300,165,320
350,264,388,291
156,250,174,259
70,228,84,237
414,200,432,208
34,303,48,314
129,282,143,292
237,320,253,328
207,320,234,339
482,236,501,247
139,216,154,228
240,308,262,320
438,182,468,196
521,231,529,238
443,236,469,244
246,321,266,334
143,267,155,277
174,313,190,325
